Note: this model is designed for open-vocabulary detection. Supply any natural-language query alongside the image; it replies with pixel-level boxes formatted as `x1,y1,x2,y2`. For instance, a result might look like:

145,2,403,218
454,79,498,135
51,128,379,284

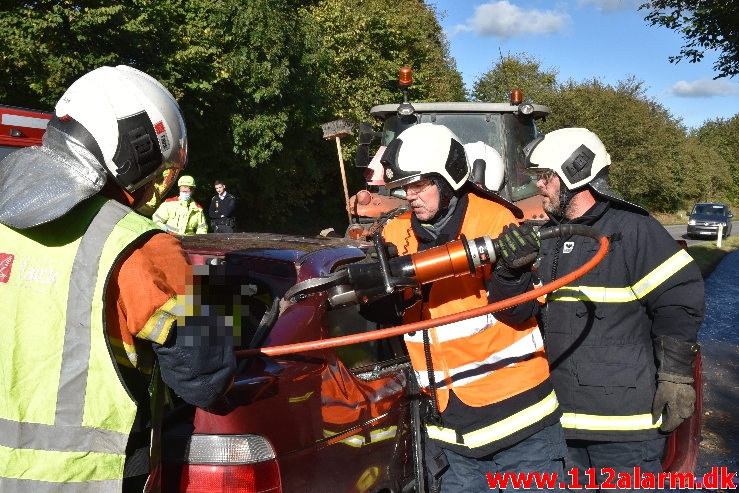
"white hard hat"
523,127,610,191
54,65,187,194
380,123,469,191
464,141,505,191
524,127,647,214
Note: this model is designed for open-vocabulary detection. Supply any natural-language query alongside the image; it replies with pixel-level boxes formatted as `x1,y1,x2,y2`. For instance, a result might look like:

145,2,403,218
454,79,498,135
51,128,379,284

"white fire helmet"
54,65,187,198
523,127,610,191
380,123,469,191
524,127,647,213
464,141,504,192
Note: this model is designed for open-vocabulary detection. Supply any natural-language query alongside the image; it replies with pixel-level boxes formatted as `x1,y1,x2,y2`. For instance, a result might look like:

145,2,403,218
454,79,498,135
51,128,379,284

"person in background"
152,174,208,235
0,65,236,491
376,123,566,492
209,179,238,233
495,127,704,492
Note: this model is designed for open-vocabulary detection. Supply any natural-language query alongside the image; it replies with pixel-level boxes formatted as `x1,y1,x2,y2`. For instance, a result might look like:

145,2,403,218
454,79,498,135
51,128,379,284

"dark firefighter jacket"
517,200,704,442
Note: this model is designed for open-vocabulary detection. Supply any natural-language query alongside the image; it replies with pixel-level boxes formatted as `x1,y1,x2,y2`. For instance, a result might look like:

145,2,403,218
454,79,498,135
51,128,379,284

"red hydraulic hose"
235,235,609,359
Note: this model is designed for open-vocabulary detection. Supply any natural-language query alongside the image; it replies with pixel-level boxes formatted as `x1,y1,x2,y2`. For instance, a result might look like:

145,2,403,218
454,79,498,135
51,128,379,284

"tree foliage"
542,77,691,211
692,115,739,202
0,0,464,233
471,54,738,212
2,4,735,223
470,52,558,104
639,0,739,79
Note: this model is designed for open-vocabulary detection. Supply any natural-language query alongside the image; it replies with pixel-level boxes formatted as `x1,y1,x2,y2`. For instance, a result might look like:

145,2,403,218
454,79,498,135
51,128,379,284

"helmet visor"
134,149,187,216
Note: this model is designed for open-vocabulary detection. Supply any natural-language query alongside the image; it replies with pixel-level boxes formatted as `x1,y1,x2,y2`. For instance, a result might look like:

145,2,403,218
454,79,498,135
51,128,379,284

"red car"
0,102,701,492
163,231,701,493
162,233,417,493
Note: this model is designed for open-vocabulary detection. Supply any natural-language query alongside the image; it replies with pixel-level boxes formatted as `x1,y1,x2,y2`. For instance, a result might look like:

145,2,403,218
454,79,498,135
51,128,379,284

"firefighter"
209,179,238,233
497,127,704,491
377,123,566,492
152,174,208,235
0,65,236,491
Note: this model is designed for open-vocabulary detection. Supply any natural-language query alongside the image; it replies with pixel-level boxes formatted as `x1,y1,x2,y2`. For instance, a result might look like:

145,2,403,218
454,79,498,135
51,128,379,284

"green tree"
693,115,739,202
639,0,739,79
0,0,466,233
308,0,464,122
295,0,465,232
543,77,691,212
470,52,558,104
677,136,732,204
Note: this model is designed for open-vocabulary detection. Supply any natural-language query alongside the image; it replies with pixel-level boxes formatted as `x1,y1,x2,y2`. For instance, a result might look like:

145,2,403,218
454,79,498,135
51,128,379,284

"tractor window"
502,114,540,202
381,115,418,145
419,114,504,154
381,114,504,154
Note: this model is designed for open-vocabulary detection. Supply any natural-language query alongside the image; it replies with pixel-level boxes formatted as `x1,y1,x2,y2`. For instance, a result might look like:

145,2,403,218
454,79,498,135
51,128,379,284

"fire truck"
0,104,52,160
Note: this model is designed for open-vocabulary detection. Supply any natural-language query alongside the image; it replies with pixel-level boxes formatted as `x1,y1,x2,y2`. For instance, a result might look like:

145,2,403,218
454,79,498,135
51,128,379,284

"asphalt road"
662,221,739,247
693,250,739,484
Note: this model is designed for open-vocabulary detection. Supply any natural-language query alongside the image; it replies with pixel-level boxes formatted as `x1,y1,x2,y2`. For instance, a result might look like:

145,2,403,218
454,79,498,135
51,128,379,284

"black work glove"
652,336,700,433
496,222,540,271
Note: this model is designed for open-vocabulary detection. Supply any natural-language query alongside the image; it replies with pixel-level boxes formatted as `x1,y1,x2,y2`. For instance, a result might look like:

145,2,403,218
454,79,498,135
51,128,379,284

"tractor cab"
348,67,549,239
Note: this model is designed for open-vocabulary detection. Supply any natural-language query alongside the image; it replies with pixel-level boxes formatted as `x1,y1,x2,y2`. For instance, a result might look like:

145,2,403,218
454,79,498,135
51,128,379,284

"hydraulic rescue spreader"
236,223,609,358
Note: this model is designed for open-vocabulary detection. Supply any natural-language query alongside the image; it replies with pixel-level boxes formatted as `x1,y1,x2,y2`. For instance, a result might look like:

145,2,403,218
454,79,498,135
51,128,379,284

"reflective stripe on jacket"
152,197,207,235
0,197,161,491
537,201,704,441
383,193,559,455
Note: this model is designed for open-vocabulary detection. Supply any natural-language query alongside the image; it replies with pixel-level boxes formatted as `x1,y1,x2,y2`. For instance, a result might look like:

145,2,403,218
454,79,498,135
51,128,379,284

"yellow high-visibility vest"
0,197,162,491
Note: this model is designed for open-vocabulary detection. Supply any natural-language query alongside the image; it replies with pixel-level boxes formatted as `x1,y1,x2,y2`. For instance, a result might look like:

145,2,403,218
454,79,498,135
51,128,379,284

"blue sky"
429,0,739,129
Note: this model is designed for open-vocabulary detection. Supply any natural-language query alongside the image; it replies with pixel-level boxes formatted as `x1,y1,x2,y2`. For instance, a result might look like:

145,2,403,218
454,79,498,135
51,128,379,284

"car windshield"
693,204,726,216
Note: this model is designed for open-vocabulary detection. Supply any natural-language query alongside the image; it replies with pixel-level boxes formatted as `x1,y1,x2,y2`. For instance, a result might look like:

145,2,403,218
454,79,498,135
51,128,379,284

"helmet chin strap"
428,175,457,223
554,184,576,219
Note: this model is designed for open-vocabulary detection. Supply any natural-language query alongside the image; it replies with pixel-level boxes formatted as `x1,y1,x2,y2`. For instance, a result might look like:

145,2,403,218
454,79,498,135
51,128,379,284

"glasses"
529,169,557,184
402,179,435,195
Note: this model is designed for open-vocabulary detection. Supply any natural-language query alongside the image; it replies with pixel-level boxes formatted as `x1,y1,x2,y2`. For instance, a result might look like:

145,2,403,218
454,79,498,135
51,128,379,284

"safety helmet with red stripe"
53,65,187,205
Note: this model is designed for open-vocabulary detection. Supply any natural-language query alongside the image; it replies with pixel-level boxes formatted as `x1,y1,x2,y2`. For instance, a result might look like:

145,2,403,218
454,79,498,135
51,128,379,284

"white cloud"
577,0,640,12
454,1,571,39
670,79,739,98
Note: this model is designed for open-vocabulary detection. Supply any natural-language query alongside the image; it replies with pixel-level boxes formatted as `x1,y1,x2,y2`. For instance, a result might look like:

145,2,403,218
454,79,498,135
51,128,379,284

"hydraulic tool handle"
406,224,603,286
235,224,608,359
333,224,603,307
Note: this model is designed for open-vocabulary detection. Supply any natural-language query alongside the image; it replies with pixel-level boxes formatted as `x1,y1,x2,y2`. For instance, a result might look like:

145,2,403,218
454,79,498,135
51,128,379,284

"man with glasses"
496,127,704,492
375,123,567,492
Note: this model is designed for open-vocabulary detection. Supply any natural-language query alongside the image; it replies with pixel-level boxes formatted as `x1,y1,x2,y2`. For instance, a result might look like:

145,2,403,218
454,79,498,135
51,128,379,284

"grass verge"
686,236,739,278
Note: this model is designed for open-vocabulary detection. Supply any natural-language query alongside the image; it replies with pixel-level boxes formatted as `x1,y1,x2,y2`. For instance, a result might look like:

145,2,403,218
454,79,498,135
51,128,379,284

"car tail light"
176,434,281,493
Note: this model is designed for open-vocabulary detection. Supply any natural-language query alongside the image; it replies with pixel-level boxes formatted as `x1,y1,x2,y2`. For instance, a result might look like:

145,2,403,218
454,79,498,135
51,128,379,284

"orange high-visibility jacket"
383,193,552,413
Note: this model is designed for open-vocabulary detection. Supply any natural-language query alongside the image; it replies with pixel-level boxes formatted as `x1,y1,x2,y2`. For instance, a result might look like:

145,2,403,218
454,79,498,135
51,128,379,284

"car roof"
693,202,729,208
180,232,371,257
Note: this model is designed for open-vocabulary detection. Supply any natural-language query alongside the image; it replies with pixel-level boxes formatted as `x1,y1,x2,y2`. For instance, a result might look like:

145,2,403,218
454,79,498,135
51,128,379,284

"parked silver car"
687,202,733,238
